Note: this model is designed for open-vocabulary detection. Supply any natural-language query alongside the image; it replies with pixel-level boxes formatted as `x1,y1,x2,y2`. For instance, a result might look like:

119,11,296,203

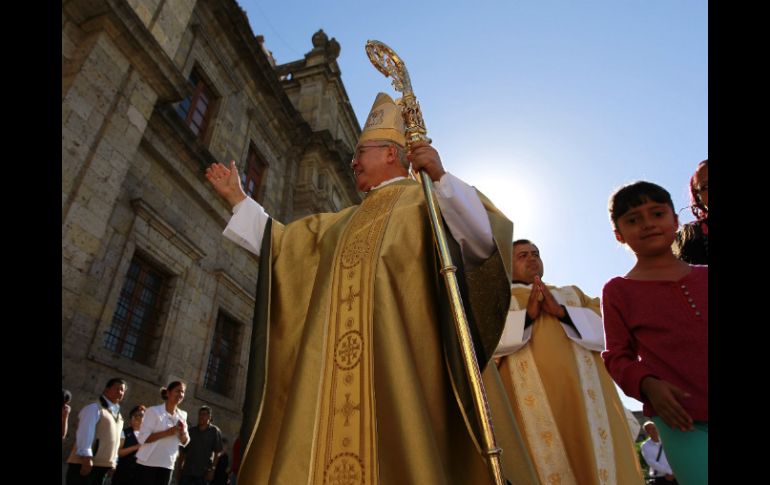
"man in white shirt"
206,92,539,485
641,421,679,484
65,378,127,485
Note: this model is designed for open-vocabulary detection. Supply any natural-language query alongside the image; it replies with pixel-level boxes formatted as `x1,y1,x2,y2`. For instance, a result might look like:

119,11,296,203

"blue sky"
239,0,708,410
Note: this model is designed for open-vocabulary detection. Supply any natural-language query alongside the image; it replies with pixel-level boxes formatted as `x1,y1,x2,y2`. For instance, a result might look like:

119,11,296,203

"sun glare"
461,164,544,243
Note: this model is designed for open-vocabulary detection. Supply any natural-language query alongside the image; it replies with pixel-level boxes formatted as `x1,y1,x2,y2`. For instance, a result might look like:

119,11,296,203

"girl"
602,181,707,485
112,404,146,485
135,381,190,485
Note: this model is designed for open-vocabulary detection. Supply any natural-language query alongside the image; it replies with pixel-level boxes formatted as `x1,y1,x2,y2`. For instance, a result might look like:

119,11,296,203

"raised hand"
206,160,247,208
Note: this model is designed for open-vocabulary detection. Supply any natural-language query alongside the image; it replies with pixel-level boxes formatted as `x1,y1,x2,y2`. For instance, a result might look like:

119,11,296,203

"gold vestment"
497,285,644,485
239,179,539,485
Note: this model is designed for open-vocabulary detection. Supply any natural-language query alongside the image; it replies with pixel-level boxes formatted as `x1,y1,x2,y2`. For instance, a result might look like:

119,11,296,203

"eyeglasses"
352,144,390,162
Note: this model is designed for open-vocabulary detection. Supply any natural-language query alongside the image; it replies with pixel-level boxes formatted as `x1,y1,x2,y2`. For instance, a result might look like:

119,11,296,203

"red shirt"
601,265,708,421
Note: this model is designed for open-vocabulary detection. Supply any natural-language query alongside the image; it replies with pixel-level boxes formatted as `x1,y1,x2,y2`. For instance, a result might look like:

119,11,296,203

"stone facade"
62,0,361,464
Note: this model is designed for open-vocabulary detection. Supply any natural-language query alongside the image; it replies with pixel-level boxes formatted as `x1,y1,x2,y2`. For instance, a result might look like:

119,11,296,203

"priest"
206,93,539,485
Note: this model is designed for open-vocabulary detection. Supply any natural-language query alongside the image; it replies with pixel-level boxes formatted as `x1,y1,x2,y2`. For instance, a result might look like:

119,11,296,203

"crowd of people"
63,91,708,485
63,380,241,485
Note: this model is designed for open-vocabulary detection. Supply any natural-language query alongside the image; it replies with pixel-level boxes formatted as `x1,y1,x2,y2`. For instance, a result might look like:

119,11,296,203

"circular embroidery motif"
325,453,363,485
335,331,363,370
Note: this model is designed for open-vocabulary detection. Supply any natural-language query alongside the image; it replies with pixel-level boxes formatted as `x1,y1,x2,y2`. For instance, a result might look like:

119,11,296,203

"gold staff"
365,40,506,485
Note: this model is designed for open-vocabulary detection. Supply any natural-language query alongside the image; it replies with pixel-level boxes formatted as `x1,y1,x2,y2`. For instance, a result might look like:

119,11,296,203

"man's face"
644,423,660,442
198,409,211,428
512,243,544,284
104,382,126,404
350,142,393,192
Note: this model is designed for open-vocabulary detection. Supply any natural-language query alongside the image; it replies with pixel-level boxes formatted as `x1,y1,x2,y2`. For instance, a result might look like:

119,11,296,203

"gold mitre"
358,92,405,147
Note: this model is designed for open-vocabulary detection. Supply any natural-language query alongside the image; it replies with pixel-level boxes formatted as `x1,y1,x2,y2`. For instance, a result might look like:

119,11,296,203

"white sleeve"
433,172,495,268
561,306,606,352
136,407,159,445
222,197,271,256
493,310,533,357
75,403,100,457
658,450,674,475
623,405,642,438
179,409,188,427
178,409,189,448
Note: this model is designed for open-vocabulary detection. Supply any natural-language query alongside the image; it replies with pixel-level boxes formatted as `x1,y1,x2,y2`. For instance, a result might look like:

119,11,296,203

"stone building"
62,0,361,463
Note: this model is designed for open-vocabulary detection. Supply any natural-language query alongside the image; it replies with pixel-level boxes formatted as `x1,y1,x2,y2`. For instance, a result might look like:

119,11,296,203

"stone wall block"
64,83,95,122
127,0,161,28
149,0,196,60
66,204,109,245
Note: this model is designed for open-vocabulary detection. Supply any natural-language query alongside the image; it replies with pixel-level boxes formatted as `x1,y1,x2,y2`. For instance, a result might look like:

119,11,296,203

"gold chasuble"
497,285,644,485
238,180,540,485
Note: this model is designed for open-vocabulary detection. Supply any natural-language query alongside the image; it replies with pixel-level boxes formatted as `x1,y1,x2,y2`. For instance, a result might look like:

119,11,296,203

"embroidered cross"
341,285,360,311
336,393,361,426
337,334,361,367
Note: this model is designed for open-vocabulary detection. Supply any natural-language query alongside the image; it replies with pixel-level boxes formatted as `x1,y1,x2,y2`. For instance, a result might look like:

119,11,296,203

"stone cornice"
213,270,256,306
70,0,191,102
130,198,206,262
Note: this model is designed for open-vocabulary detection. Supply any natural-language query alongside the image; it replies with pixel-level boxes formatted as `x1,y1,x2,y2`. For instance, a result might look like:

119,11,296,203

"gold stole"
504,289,577,485
309,185,404,485
557,287,615,484
504,286,616,485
